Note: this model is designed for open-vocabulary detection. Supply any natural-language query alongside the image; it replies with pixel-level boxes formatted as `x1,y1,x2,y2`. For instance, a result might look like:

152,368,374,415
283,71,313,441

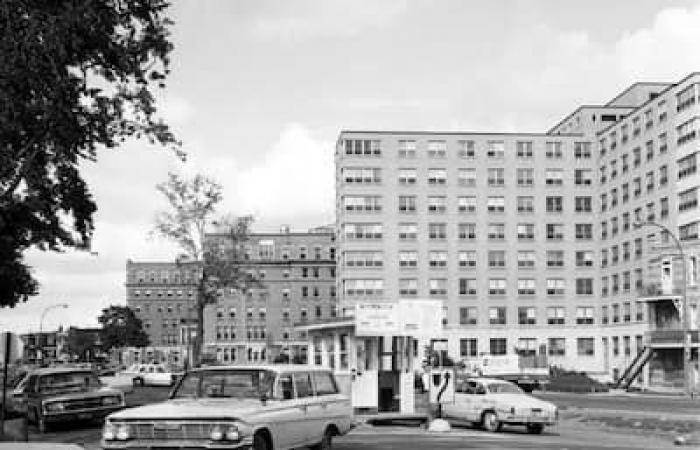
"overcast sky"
4,0,700,333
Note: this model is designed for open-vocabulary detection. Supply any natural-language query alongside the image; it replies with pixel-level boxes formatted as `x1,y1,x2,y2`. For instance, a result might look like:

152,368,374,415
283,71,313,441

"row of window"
215,305,337,321
458,306,595,326
343,167,595,187
343,222,592,241
601,269,645,297
346,195,594,214
600,171,669,212
599,138,668,182
599,98,670,156
459,335,643,358
601,203,670,241
601,302,646,324
343,139,593,160
384,250,595,270
343,277,594,297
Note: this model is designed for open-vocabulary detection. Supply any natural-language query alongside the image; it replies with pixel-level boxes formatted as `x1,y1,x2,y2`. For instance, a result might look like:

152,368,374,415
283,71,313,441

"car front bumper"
500,413,556,426
101,437,254,449
44,406,124,424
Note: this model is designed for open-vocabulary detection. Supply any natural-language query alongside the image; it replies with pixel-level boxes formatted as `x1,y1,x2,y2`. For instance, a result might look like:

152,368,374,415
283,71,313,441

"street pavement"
7,388,698,449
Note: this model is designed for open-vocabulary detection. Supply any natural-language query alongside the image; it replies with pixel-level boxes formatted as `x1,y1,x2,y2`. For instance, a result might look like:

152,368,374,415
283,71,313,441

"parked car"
101,364,354,450
118,363,178,387
442,377,558,434
12,367,126,432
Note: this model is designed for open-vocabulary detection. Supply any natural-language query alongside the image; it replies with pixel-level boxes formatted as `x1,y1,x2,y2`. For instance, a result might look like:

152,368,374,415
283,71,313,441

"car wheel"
310,427,334,450
526,424,544,434
253,432,271,450
481,411,501,432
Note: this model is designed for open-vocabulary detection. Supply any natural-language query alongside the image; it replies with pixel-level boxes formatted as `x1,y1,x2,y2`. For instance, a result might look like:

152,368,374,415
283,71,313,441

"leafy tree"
66,327,100,362
153,172,258,365
98,305,150,353
0,0,180,308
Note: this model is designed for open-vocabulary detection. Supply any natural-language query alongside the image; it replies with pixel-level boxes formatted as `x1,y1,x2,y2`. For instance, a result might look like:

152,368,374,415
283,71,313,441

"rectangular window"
546,141,563,159
517,168,534,186
490,338,507,355
458,168,476,187
518,306,536,325
427,140,447,158
576,307,595,325
676,83,698,111
398,223,417,240
546,169,564,185
574,169,592,185
344,251,383,268
517,279,536,296
546,250,564,267
427,196,447,213
487,196,505,213
398,140,416,158
488,250,506,268
577,338,595,356
343,279,384,297
343,223,382,239
398,168,417,184
487,141,505,159
546,224,564,240
547,279,565,295
576,224,593,240
343,167,381,184
458,140,475,159
460,338,478,357
576,251,594,267
427,168,447,185
343,195,382,212
546,196,563,213
429,222,447,240
458,251,477,268
488,168,505,186
428,278,447,296
399,278,418,296
576,278,594,295
679,188,698,212
398,251,417,268
458,223,476,240
429,251,448,268
516,141,533,159
678,153,697,180
398,195,416,212
489,307,506,325
458,196,477,213
574,142,592,159
488,279,506,296
487,223,505,240
459,306,477,325
517,223,535,240
677,116,699,146
344,139,381,156
547,306,565,325
517,196,535,213
575,196,592,213
517,251,535,268
459,278,477,296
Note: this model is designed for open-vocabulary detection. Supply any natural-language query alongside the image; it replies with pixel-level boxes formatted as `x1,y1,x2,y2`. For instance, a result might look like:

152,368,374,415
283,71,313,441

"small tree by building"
98,305,150,362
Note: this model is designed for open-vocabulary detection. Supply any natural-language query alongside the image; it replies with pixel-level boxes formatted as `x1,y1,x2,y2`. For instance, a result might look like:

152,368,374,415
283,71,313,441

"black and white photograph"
2,1,700,449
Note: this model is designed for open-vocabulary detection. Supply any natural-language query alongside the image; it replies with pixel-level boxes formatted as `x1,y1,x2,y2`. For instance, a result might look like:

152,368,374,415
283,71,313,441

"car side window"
139,366,147,373
293,372,313,398
277,374,294,400
312,371,338,396
156,367,165,373
475,383,487,395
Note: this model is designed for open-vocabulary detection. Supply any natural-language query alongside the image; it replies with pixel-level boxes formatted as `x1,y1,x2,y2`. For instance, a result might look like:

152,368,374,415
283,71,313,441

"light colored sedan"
101,364,353,450
118,363,177,387
442,377,557,434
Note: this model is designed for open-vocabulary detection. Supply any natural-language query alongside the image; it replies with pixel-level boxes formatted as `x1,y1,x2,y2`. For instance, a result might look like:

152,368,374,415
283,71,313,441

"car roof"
190,364,333,374
28,367,95,376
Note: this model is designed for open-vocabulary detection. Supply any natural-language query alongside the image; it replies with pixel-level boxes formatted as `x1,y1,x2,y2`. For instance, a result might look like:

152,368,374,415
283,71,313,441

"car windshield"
487,382,523,394
38,371,102,394
172,369,274,399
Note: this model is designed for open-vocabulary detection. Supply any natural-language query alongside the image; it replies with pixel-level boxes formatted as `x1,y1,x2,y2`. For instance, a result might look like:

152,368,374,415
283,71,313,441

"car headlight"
210,425,224,441
116,424,131,440
45,402,65,412
101,396,121,406
103,423,116,441
224,426,241,441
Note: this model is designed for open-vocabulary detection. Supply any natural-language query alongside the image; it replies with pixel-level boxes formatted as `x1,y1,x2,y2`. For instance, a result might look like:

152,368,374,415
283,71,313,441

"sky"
4,0,700,333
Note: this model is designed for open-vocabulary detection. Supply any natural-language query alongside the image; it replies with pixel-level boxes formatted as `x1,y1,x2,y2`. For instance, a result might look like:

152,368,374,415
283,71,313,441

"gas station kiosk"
296,300,442,414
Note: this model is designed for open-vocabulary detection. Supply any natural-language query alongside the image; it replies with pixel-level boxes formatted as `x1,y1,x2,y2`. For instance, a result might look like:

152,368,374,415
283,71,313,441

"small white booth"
297,300,442,414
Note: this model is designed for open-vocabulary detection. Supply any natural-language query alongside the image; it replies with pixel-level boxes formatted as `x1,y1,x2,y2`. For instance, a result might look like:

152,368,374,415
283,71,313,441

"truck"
459,354,549,392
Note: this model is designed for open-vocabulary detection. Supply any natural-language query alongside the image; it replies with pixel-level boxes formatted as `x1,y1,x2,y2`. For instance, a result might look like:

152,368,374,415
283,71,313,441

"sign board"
428,368,455,404
398,299,443,337
0,332,23,363
355,303,399,336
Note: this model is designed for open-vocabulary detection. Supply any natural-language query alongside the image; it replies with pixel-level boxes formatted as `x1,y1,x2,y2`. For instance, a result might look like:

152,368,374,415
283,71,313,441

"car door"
265,372,306,450
307,371,338,441
292,372,316,446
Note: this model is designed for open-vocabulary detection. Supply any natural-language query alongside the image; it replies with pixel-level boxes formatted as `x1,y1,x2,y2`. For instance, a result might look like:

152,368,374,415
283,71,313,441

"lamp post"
634,221,691,395
38,303,69,365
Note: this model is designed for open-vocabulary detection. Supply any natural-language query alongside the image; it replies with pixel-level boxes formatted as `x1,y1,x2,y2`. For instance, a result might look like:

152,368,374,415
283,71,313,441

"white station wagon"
101,365,353,450
442,377,558,434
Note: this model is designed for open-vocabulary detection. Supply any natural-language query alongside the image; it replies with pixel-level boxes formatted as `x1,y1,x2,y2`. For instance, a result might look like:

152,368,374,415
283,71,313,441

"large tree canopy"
0,0,180,307
98,305,150,350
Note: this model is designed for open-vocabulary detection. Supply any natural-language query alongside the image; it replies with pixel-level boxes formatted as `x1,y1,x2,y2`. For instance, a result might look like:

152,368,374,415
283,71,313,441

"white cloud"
252,0,408,41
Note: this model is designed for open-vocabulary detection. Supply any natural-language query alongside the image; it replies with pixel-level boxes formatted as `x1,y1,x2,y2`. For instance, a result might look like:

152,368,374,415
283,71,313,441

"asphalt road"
534,391,700,416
